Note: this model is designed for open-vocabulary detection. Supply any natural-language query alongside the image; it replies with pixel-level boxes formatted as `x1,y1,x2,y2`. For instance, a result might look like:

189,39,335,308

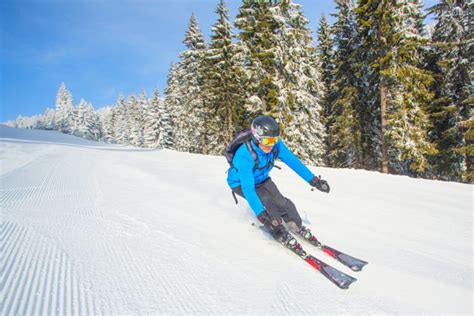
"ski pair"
260,226,367,289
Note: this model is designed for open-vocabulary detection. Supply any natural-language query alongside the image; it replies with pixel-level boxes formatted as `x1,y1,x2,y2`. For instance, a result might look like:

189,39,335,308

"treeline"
324,0,472,182
9,0,473,182
11,83,173,149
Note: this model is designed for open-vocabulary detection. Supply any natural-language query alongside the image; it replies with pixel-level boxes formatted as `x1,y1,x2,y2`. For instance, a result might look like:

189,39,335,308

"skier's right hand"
258,210,283,229
258,210,287,240
258,210,277,225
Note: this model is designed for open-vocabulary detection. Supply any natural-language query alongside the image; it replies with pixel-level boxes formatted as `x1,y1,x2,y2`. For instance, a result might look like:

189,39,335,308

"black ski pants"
233,178,302,230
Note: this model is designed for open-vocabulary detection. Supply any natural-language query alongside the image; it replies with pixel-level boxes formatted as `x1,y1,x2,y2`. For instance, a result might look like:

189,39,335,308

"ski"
297,234,368,272
303,255,357,289
319,245,368,272
258,225,357,289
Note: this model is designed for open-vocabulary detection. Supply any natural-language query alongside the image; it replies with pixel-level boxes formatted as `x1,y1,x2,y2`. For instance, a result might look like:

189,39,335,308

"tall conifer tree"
144,89,162,148
75,99,88,137
235,0,281,117
54,82,75,134
157,94,174,149
330,0,362,168
385,0,436,174
173,14,208,153
43,108,55,130
275,0,326,164
113,96,130,145
353,1,382,170
128,94,145,147
317,15,336,165
164,63,181,150
427,0,473,181
355,0,435,174
83,103,102,141
206,0,245,154
102,107,116,143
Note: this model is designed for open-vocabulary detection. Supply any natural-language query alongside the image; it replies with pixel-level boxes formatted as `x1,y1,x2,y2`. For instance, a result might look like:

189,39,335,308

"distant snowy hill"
1,125,472,315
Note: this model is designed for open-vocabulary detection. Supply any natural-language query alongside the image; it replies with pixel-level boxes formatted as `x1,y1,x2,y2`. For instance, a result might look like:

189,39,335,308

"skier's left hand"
310,176,330,193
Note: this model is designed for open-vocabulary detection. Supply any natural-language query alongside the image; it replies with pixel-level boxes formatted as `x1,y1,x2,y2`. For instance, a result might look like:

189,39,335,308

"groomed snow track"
1,126,472,315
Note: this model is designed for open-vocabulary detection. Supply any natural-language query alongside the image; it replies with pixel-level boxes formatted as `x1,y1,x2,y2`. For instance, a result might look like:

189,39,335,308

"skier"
226,115,330,246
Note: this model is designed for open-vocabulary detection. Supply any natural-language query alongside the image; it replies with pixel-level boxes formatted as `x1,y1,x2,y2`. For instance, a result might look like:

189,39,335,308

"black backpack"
224,128,279,171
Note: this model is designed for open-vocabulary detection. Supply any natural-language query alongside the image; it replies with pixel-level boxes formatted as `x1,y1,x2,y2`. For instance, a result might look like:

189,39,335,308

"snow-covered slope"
1,125,472,315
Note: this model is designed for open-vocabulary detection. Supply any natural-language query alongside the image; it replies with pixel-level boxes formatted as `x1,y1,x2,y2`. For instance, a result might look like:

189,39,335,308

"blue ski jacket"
226,140,315,217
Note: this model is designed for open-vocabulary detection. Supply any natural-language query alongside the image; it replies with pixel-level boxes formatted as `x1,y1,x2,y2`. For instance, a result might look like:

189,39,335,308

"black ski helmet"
251,115,280,144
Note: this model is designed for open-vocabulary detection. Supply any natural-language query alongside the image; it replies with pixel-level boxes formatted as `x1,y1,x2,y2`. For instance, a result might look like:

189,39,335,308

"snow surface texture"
1,125,472,315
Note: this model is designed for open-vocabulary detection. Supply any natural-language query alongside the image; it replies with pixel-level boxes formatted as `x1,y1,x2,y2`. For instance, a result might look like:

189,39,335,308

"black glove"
310,176,330,193
258,210,286,238
258,210,282,227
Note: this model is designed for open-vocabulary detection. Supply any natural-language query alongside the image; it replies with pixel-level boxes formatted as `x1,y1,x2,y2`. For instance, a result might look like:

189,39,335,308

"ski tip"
350,265,363,272
338,278,357,290
350,262,368,272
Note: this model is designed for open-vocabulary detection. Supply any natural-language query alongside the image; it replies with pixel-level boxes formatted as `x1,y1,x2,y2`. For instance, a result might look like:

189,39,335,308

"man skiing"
226,115,330,246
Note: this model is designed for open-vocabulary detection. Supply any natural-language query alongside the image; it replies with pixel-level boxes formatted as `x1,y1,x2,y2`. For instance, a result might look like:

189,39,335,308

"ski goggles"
260,136,279,147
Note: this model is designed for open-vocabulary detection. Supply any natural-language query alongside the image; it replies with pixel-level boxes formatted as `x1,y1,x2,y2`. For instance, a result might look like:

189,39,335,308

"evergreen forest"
9,0,473,183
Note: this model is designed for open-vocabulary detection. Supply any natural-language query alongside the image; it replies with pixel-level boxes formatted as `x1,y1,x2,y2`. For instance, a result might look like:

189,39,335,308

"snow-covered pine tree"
273,0,326,165
316,14,337,165
144,89,163,148
54,82,76,134
113,96,130,145
13,115,25,128
31,114,45,129
427,0,473,182
157,92,174,149
353,1,384,171
42,108,55,130
164,62,182,150
13,115,28,128
384,0,436,174
355,0,435,175
173,14,208,154
317,15,335,95
71,102,79,136
83,103,102,141
16,115,45,129
205,0,245,155
235,0,281,117
75,99,88,137
99,106,116,143
144,89,160,148
128,94,145,147
329,0,363,168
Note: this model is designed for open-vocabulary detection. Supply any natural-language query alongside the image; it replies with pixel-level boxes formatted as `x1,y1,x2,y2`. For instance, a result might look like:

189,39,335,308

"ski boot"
275,230,307,257
286,236,307,257
298,226,321,247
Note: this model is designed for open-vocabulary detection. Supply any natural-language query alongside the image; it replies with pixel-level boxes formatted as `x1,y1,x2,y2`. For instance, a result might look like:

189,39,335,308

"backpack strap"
245,140,280,172
245,141,259,171
231,190,239,204
272,146,280,169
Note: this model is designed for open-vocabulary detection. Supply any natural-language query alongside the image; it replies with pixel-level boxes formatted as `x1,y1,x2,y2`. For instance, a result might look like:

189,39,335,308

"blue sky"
0,0,438,122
